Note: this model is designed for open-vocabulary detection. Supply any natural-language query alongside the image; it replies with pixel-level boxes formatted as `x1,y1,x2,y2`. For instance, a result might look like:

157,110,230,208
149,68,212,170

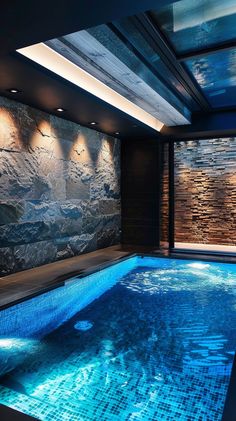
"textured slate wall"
174,138,236,245
0,97,120,275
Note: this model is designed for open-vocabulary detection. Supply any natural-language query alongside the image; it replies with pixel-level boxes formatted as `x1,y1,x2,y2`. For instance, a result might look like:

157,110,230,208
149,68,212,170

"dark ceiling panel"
161,110,236,139
0,53,162,140
0,0,180,56
1,0,235,139
178,40,236,62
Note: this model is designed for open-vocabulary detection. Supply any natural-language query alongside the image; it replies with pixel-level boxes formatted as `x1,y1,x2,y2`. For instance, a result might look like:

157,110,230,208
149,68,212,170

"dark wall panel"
121,138,161,246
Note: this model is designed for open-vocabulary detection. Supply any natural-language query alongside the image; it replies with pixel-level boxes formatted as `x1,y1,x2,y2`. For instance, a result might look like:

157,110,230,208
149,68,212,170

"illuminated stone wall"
0,97,120,275
160,142,169,247
174,138,236,245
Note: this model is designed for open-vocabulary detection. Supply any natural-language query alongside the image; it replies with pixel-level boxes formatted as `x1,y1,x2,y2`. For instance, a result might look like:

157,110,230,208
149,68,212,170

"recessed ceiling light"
8,88,20,94
89,121,97,125
18,44,164,132
56,107,65,112
115,132,120,135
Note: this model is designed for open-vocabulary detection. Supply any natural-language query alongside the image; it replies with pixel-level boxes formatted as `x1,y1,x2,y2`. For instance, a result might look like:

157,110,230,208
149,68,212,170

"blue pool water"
0,256,236,420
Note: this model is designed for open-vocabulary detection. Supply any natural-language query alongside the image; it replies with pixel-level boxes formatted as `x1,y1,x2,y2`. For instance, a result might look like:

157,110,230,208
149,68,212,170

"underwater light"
0,337,40,350
74,321,93,331
0,338,15,348
0,337,41,377
188,263,210,270
0,338,29,348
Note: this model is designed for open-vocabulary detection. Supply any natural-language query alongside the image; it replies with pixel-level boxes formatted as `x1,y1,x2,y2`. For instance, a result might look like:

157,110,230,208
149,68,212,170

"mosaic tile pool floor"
0,257,236,420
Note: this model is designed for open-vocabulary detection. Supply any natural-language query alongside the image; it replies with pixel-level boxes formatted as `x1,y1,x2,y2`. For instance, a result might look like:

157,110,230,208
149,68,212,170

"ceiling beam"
18,43,164,131
109,22,194,113
161,110,236,140
132,12,211,112
0,0,181,56
177,41,236,62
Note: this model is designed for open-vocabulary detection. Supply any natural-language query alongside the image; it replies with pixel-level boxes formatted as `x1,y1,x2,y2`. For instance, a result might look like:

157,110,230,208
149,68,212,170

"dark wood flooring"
1,244,236,310
0,244,157,310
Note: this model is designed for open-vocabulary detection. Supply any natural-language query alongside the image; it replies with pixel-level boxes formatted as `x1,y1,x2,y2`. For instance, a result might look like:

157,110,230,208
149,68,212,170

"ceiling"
0,0,236,139
0,0,176,56
45,30,190,127
150,0,236,110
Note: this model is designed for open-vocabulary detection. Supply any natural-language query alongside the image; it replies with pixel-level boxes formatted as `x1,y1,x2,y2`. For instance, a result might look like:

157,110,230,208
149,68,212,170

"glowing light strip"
18,43,164,132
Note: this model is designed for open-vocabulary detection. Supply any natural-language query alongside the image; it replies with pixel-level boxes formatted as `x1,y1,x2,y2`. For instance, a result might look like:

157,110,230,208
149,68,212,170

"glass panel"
114,18,199,111
47,24,191,126
151,0,236,55
185,48,236,107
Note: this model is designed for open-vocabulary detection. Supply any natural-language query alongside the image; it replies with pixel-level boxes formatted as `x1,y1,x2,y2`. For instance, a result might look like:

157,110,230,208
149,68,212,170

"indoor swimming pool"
0,256,235,420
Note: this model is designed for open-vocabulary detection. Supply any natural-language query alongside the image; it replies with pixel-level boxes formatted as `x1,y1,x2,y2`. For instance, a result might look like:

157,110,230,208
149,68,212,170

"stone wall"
160,141,169,247
174,138,236,245
0,97,120,275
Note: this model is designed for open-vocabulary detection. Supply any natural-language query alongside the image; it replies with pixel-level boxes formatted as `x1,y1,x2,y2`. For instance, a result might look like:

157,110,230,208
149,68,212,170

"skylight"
18,22,193,130
18,43,164,132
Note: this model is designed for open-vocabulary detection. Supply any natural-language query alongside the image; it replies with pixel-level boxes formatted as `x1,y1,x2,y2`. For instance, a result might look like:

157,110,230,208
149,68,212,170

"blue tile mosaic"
0,257,236,420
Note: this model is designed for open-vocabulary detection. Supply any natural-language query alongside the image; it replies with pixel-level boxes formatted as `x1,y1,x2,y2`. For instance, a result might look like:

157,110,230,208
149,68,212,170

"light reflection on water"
0,257,236,420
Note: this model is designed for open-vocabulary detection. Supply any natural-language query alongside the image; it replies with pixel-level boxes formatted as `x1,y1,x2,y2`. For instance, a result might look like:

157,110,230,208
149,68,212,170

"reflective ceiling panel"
185,48,236,107
151,0,236,55
46,23,191,126
113,17,199,111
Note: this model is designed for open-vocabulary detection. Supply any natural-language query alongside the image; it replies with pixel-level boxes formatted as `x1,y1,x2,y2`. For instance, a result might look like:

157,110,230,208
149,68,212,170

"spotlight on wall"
55,107,65,112
8,88,20,94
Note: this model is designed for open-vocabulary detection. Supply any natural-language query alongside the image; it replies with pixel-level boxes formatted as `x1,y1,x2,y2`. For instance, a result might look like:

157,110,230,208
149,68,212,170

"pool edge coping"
1,251,236,311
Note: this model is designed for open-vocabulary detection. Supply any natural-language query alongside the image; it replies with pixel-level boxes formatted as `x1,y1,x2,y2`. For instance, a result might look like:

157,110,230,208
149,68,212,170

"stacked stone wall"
160,142,169,246
174,138,236,245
